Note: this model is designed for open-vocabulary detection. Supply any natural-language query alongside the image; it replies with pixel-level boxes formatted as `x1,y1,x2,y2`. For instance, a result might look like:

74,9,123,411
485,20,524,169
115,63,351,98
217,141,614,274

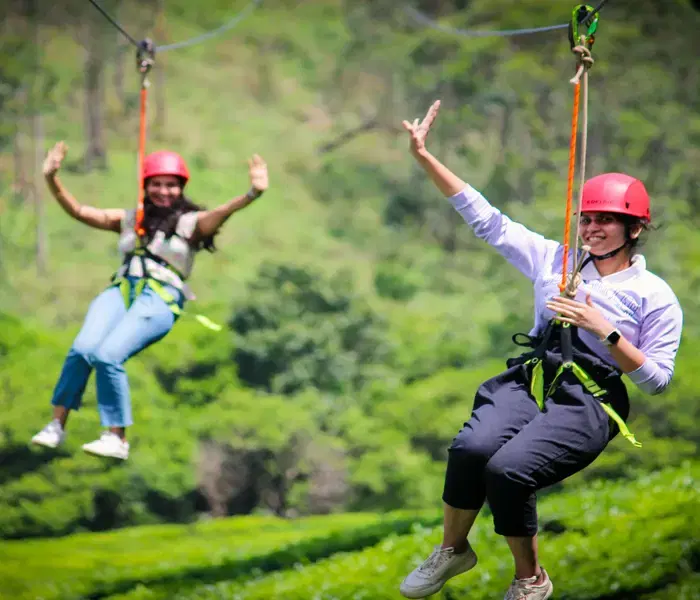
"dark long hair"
142,192,217,253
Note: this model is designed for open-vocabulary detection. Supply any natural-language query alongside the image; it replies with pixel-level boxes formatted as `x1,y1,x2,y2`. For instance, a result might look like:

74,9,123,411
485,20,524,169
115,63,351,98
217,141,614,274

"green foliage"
230,262,394,395
373,261,423,301
0,510,441,600
99,462,699,600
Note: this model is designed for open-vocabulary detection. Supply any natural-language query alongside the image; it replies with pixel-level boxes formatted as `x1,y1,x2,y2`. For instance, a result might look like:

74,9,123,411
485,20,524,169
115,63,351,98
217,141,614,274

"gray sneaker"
504,568,554,600
400,544,478,598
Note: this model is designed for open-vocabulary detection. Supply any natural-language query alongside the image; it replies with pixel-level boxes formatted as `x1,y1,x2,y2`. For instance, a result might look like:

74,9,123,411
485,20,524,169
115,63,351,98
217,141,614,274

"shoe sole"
31,438,62,449
82,447,128,460
399,551,478,598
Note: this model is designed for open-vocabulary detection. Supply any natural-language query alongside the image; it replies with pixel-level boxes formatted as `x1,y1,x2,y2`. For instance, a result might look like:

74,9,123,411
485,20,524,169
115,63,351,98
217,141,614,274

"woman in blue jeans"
31,141,269,460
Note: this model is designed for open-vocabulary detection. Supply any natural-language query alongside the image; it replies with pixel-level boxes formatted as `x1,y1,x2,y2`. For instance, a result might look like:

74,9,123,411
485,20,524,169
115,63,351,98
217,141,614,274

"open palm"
402,100,441,157
248,154,268,193
43,141,68,176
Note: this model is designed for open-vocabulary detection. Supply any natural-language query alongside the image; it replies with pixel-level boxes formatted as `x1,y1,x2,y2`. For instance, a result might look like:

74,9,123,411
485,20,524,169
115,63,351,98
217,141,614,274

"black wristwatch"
601,329,622,347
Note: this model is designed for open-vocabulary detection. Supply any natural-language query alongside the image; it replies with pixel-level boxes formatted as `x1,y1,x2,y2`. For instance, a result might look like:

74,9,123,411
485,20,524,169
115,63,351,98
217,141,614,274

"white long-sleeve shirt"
449,185,684,396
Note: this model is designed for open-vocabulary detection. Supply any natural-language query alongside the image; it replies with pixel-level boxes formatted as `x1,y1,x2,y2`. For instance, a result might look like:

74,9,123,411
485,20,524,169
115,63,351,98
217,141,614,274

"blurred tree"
230,262,394,396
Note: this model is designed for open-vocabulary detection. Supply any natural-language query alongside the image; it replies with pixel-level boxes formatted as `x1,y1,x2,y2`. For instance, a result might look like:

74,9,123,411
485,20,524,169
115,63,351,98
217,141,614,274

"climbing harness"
511,323,641,448
113,42,222,332
85,0,262,332
509,3,641,448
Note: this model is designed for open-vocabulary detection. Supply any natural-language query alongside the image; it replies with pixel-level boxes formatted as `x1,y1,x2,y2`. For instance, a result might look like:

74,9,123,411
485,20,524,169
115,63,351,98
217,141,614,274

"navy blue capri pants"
442,335,630,537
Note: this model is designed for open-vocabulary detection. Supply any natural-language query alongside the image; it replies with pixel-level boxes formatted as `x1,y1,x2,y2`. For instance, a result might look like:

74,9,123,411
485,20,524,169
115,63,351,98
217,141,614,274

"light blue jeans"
50,277,183,427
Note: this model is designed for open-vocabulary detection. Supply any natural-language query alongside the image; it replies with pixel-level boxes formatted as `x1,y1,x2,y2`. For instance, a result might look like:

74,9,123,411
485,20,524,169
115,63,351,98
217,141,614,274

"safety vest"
110,210,221,331
116,209,197,295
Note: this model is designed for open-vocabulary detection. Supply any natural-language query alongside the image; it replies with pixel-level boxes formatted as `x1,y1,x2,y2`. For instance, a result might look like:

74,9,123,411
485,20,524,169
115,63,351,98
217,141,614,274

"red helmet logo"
581,173,651,222
142,150,190,184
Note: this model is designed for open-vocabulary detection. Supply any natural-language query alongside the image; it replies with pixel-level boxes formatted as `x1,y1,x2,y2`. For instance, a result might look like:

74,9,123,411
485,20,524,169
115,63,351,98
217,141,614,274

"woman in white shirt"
398,101,683,600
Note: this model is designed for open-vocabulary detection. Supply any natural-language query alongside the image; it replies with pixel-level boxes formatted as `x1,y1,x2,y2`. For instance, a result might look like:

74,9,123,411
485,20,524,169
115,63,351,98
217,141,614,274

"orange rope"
559,80,581,293
135,85,148,236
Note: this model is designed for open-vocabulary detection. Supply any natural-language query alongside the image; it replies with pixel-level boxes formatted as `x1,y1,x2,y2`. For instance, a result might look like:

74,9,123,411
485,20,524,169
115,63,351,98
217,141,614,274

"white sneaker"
31,419,65,449
82,431,129,460
504,568,554,600
400,544,478,598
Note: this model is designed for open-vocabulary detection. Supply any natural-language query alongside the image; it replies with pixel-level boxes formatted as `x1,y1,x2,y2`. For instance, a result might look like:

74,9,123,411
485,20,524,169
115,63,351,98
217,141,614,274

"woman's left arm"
621,303,684,394
194,154,268,239
547,294,684,394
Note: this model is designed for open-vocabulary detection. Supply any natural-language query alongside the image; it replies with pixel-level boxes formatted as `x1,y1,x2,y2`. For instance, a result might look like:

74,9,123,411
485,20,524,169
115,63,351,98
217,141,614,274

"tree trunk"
83,17,108,171
114,39,127,116
12,103,28,205
317,117,379,154
111,0,128,120
154,0,167,136
32,110,47,274
26,0,47,273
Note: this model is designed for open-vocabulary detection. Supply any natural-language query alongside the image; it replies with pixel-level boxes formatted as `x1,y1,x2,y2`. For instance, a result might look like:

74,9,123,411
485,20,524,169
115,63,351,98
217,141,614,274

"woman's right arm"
403,101,558,281
44,142,124,233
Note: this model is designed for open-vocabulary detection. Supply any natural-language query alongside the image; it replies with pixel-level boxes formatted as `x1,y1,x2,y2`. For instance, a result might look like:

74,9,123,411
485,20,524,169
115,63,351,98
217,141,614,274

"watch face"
608,330,621,345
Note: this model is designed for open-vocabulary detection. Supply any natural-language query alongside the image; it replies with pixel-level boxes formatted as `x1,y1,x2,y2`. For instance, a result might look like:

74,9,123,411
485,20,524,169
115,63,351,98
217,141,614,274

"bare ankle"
442,540,468,554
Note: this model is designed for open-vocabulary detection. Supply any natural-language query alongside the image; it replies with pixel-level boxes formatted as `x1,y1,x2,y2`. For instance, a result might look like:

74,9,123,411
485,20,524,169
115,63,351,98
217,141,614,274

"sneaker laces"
99,431,122,444
43,420,62,434
417,547,453,575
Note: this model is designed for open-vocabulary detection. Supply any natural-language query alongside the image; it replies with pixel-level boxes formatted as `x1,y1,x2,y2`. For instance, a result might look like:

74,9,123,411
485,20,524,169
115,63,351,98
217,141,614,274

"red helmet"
580,173,651,222
142,150,190,184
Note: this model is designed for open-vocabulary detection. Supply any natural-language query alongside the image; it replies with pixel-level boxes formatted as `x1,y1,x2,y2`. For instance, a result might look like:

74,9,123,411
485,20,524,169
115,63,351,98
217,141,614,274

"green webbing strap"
524,357,641,448
568,362,642,448
529,359,545,410
115,277,222,332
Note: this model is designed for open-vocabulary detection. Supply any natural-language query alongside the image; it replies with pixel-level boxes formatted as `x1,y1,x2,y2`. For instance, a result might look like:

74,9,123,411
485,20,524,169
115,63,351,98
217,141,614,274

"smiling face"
145,175,183,208
578,211,642,256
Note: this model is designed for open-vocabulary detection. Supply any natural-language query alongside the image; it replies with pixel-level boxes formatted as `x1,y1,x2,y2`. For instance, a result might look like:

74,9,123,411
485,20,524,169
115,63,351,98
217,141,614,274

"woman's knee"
448,428,498,466
71,336,101,359
90,345,123,368
484,451,533,498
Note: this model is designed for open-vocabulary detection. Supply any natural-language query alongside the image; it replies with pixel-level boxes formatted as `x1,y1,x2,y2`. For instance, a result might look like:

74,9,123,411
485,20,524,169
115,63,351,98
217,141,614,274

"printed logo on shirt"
584,280,641,318
540,276,640,318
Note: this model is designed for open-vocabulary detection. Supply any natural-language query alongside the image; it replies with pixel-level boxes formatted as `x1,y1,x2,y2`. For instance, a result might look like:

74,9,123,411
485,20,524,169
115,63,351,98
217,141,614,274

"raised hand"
402,100,441,158
248,154,269,194
43,141,68,177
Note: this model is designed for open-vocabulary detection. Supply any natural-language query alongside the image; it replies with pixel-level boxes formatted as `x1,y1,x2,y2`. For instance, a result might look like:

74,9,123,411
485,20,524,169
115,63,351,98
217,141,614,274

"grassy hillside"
0,462,696,600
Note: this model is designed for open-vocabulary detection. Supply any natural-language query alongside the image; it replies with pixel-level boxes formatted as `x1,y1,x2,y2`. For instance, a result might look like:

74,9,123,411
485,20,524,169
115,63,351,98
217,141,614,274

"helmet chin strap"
572,241,629,281
588,241,629,261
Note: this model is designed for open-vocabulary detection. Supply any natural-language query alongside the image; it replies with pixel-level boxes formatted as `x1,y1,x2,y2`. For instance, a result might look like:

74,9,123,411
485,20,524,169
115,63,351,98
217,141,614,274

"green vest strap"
113,277,222,332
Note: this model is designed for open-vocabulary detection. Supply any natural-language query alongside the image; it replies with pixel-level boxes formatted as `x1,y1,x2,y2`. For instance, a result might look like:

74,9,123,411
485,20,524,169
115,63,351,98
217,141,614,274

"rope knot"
563,272,582,298
570,44,594,85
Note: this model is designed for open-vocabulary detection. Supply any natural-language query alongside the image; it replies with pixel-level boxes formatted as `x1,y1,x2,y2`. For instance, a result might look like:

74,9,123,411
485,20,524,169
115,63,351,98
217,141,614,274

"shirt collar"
581,254,646,283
